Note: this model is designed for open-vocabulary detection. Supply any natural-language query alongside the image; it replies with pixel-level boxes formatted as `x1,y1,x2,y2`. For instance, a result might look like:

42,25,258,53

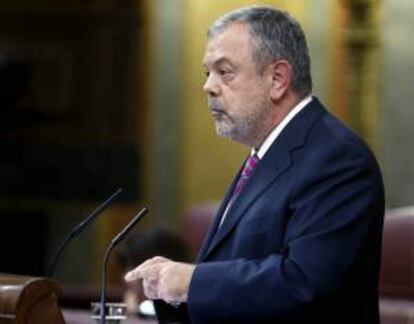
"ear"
269,60,292,101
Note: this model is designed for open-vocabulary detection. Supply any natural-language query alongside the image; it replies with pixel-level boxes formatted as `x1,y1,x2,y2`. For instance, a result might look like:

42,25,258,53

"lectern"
0,273,64,324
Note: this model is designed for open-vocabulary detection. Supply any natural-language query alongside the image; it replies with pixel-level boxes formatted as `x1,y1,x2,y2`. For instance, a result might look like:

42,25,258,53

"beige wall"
380,0,414,207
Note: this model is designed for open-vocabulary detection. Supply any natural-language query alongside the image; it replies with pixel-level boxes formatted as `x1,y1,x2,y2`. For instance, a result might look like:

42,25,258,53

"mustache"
208,99,225,112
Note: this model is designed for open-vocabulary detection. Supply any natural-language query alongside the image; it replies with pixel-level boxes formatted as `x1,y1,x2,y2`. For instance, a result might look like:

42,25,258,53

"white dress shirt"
253,95,312,159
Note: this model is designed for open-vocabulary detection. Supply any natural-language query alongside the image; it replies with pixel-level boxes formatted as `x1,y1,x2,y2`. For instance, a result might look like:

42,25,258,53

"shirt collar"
252,95,313,159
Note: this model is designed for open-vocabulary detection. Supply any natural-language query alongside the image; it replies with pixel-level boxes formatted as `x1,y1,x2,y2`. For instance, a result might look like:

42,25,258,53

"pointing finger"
124,257,169,282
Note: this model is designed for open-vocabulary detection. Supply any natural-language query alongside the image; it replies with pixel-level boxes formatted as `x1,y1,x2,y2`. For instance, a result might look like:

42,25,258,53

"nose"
203,73,220,97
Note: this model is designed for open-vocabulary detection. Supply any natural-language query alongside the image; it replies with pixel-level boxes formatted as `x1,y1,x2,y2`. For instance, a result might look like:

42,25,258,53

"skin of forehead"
203,23,256,69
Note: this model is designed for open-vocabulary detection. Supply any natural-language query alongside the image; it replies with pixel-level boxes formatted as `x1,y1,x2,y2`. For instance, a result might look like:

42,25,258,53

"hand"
124,256,195,305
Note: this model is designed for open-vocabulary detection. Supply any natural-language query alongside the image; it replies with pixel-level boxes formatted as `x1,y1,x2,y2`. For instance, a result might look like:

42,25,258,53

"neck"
250,91,305,148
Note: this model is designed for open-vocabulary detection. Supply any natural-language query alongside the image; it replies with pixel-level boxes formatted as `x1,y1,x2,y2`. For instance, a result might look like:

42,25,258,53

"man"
125,6,385,323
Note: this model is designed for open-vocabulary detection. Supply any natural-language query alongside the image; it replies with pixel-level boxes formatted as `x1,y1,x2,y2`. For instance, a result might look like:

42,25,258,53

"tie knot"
242,154,259,178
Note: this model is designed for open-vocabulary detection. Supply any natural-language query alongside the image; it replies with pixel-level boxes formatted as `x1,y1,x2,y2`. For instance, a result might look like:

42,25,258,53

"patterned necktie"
233,154,259,198
219,154,259,227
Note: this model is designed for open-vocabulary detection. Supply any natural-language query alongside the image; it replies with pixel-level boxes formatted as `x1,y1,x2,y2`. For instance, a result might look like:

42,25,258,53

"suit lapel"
196,164,244,262
202,140,292,260
198,98,326,262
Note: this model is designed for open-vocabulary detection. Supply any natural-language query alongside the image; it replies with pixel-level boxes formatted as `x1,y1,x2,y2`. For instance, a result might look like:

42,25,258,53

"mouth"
211,108,227,119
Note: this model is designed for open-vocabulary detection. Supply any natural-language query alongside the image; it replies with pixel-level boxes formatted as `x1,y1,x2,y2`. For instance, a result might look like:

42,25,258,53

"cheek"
229,92,257,116
222,89,248,113
221,78,268,116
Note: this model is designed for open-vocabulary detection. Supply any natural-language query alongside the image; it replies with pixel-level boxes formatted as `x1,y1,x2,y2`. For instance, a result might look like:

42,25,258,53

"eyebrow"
203,57,234,69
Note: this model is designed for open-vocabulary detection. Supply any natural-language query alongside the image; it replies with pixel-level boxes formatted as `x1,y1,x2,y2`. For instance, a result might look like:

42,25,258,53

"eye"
219,68,234,82
203,70,210,78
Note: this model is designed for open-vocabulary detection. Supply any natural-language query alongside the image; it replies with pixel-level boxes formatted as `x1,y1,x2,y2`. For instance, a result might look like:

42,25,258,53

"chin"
215,124,233,138
216,126,253,147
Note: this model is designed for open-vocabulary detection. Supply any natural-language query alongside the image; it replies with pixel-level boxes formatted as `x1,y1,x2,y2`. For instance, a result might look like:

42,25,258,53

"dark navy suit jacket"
155,98,385,323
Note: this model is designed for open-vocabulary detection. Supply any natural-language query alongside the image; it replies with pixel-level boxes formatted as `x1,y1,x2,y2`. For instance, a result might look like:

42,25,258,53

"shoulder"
287,98,383,185
303,98,375,161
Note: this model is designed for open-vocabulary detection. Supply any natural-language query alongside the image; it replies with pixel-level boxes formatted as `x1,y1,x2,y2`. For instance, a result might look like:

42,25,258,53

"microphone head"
111,207,148,246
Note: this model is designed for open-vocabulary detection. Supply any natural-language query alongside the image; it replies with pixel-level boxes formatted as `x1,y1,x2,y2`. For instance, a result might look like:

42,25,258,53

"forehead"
203,23,255,66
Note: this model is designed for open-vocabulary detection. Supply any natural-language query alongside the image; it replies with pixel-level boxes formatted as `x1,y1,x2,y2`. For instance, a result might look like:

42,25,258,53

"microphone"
99,207,148,324
47,188,123,277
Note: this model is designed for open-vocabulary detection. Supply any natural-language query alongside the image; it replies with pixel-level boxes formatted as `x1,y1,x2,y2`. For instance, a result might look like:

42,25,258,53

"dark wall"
0,211,47,276
0,0,144,280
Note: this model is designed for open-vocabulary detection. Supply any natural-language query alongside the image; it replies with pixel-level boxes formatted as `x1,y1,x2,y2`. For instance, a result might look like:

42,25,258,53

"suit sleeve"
187,140,384,322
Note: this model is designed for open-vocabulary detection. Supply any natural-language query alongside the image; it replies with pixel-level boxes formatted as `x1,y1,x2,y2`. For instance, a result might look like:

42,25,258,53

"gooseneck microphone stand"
99,207,148,324
48,188,123,277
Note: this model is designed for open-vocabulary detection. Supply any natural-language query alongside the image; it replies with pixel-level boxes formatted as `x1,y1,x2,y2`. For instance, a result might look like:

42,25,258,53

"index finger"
124,256,169,282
